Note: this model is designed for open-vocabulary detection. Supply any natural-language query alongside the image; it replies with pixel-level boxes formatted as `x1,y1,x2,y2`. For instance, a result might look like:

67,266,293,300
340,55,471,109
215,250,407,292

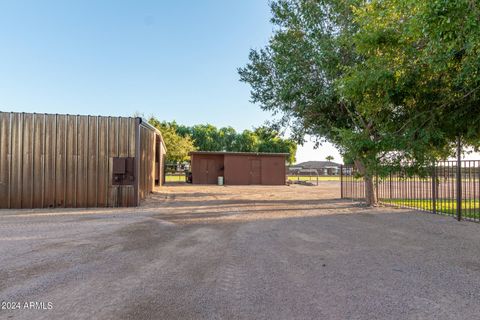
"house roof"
293,161,342,169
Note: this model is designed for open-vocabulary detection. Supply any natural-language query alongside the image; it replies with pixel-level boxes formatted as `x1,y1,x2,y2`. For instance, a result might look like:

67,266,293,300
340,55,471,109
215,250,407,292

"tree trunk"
364,174,378,206
354,159,378,206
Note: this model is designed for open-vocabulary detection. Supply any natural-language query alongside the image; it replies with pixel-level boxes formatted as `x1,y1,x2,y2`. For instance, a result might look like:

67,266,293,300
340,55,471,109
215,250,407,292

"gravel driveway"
1,182,480,319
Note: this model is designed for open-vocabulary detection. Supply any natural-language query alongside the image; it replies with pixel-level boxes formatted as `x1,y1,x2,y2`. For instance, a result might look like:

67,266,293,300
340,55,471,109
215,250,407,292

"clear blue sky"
0,0,343,163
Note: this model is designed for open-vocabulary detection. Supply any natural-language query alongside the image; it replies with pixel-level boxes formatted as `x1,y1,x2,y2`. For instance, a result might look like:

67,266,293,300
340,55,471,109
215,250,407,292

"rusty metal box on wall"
112,157,135,185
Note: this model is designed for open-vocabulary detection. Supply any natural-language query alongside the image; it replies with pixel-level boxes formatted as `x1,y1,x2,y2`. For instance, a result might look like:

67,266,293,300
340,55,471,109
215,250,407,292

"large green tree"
159,120,298,164
239,0,383,204
187,124,224,151
239,0,480,205
255,126,297,163
231,129,259,152
344,0,480,151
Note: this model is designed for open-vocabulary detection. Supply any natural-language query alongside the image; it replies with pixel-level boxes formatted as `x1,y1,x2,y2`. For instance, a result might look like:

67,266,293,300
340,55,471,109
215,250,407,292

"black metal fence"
287,174,321,185
165,163,189,183
341,160,480,222
286,174,340,185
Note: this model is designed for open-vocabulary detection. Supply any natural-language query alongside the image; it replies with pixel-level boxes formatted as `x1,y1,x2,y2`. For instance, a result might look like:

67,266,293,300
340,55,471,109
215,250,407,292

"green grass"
166,174,339,183
377,177,480,183
165,174,186,182
381,198,480,218
287,176,340,182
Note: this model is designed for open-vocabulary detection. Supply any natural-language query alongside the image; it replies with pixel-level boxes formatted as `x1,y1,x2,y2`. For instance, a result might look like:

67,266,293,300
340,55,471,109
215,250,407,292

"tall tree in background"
255,126,297,163
219,127,238,151
325,155,334,162
148,118,196,163
183,124,221,151
231,129,259,153
149,118,297,164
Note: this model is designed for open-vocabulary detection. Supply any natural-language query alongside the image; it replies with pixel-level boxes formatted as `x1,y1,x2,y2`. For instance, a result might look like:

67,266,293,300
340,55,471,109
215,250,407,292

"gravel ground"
1,182,480,319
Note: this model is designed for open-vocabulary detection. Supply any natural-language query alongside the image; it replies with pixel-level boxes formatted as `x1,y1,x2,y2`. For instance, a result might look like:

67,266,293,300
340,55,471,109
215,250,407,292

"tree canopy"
149,118,297,164
239,0,480,205
148,118,196,163
343,0,480,159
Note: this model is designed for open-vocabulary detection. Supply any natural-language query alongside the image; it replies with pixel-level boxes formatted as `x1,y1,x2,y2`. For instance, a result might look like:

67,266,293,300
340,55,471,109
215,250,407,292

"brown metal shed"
0,111,166,209
189,151,287,185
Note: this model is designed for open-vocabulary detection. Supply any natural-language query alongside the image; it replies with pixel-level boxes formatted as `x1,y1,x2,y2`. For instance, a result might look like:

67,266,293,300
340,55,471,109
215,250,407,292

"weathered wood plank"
43,114,56,208
64,115,76,207
76,115,88,207
97,117,108,207
0,112,10,208
87,116,98,207
10,113,23,208
107,117,118,207
129,118,136,158
55,114,66,207
32,114,45,208
118,117,129,158
21,113,34,208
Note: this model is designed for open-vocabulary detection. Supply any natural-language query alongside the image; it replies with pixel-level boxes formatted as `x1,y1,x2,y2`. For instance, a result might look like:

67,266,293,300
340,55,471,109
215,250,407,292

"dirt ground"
1,182,480,319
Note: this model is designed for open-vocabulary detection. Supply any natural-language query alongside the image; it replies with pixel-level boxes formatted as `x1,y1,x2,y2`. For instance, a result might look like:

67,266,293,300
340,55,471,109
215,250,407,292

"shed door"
199,158,209,184
250,159,261,184
207,159,218,184
198,158,218,184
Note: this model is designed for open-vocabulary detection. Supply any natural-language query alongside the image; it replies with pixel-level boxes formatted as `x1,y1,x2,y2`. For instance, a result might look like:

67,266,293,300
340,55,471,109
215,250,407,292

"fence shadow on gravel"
341,161,480,222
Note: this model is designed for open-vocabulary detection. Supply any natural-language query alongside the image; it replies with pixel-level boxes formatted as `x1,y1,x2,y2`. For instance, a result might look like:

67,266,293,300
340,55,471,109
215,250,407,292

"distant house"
288,161,342,176
298,168,318,176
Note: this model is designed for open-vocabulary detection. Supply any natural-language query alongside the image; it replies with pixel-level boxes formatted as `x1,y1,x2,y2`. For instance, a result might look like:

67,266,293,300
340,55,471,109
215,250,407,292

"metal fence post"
340,165,343,198
389,172,392,199
456,137,462,221
432,162,436,215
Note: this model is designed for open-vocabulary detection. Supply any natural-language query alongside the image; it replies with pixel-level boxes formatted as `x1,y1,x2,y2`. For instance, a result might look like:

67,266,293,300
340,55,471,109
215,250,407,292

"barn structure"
0,112,166,209
189,151,287,185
